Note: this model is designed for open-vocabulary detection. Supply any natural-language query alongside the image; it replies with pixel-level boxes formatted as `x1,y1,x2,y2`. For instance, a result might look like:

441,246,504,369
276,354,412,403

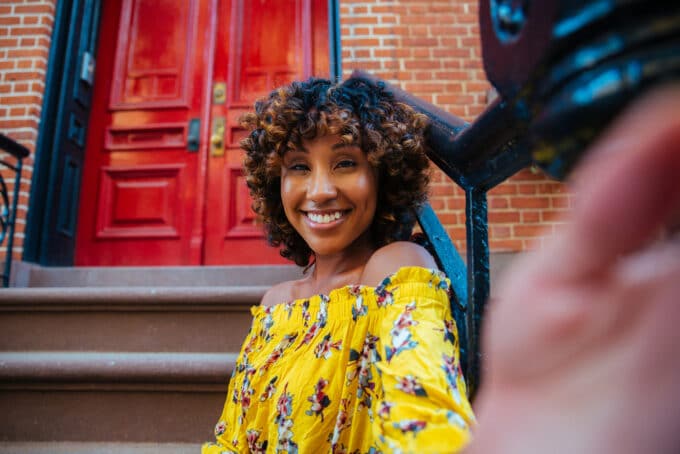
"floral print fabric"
202,266,475,454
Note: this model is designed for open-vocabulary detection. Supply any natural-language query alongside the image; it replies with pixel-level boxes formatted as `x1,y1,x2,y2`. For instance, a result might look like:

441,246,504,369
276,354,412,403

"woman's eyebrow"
331,142,359,151
285,145,308,154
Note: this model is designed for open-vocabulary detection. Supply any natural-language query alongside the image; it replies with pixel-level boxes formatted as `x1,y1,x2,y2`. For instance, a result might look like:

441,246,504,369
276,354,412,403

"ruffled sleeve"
370,266,475,453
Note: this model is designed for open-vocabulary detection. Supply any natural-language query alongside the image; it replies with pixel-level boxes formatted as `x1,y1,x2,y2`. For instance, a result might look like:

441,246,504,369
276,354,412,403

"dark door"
24,0,102,265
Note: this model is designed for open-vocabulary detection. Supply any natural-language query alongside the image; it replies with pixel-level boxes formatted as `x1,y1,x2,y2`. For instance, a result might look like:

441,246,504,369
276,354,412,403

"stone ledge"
0,351,237,386
0,442,200,454
11,262,302,287
0,286,267,310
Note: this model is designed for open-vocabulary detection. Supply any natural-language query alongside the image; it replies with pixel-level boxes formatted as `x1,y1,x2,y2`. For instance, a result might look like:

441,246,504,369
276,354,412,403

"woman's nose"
308,169,337,202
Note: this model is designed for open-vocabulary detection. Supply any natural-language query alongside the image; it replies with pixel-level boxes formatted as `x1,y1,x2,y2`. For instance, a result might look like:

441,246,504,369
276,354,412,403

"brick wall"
0,0,56,261
340,0,574,252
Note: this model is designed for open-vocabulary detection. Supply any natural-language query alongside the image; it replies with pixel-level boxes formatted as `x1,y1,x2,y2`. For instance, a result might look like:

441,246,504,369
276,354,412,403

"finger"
546,84,680,281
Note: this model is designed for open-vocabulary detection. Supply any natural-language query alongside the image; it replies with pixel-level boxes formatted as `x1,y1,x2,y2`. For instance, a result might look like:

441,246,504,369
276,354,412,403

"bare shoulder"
260,280,296,308
360,241,438,286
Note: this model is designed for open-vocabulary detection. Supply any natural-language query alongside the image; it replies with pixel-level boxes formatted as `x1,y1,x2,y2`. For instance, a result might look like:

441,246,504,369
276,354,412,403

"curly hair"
241,76,431,267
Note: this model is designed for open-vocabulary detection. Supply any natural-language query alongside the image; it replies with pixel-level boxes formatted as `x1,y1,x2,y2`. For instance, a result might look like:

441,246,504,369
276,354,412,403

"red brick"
10,26,51,36
541,210,568,223
0,95,42,105
513,225,549,238
520,211,541,223
446,198,466,210
379,15,397,25
14,4,54,14
0,119,38,129
402,37,438,48
3,71,41,81
488,183,517,196
551,196,571,208
347,16,378,25
510,197,550,209
429,198,445,211
489,197,509,209
518,183,536,195
7,48,46,59
446,227,466,240
491,225,511,238
404,60,441,70
351,27,371,36
0,17,21,26
436,213,459,225
436,94,474,104
488,211,520,224
344,38,380,47
0,37,19,47
0,60,15,70
489,239,523,252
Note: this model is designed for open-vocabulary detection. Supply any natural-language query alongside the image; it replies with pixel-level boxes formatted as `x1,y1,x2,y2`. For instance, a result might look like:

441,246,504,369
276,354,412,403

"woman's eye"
288,163,309,172
336,159,356,169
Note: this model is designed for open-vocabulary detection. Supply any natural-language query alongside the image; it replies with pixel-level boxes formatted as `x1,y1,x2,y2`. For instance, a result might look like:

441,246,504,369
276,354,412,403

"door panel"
203,0,329,264
76,0,212,265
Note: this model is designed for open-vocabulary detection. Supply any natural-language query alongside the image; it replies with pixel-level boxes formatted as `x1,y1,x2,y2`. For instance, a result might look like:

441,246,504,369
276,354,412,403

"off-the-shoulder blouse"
202,266,475,453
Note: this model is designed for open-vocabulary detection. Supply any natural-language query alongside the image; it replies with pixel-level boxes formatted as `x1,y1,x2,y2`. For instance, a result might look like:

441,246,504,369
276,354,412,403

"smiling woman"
201,76,476,453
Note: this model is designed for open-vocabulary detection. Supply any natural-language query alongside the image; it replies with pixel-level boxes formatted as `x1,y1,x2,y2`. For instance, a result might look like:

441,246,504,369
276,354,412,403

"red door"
76,0,329,265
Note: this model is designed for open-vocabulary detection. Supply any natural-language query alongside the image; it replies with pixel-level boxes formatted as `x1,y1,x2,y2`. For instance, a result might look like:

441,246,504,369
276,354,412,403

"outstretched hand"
467,85,680,454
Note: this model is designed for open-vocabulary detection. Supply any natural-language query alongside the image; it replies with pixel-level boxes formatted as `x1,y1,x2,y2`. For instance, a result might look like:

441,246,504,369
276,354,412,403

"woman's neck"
307,236,376,294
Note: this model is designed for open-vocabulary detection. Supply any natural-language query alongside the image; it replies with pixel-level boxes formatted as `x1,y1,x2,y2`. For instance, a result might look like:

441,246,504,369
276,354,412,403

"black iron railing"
0,133,30,287
355,0,680,399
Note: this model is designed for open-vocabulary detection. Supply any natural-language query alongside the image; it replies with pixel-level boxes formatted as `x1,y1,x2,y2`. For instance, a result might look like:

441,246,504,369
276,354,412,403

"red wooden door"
204,0,329,264
76,0,329,265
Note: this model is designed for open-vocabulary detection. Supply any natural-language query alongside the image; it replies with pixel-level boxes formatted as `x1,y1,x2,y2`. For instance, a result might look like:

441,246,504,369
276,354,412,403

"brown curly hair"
241,76,431,267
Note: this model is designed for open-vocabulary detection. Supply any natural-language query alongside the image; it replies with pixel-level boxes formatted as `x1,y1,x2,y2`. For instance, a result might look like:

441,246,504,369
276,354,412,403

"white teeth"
308,211,343,224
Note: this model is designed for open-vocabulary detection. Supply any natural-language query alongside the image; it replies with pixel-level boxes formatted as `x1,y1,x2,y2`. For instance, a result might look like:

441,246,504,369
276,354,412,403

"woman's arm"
466,85,680,454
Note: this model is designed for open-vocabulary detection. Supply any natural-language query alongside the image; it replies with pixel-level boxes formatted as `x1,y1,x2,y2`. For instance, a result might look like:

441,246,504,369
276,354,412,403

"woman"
202,76,476,453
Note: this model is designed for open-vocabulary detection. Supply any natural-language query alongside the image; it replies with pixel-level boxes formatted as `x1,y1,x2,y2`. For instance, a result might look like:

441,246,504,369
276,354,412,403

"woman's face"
280,134,378,258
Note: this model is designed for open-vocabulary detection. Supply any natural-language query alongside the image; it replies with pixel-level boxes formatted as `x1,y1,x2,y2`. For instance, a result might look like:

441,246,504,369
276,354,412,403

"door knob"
211,117,226,157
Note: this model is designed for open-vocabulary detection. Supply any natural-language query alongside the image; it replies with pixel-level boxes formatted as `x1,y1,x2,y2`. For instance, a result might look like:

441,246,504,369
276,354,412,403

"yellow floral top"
202,266,475,454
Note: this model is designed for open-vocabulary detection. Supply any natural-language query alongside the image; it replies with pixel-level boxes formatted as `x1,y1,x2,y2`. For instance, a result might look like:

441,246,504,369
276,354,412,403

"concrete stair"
0,442,199,453
0,265,301,449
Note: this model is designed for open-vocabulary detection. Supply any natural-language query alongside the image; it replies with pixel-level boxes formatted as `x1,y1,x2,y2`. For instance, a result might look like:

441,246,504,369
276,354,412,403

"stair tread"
0,286,269,306
0,442,200,454
0,351,237,384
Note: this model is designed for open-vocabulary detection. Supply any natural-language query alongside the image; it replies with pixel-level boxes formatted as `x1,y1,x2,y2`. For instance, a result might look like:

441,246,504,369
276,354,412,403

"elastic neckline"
251,266,448,317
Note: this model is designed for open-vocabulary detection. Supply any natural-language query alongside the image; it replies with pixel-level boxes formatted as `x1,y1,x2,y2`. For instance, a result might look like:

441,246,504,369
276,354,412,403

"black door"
24,0,102,265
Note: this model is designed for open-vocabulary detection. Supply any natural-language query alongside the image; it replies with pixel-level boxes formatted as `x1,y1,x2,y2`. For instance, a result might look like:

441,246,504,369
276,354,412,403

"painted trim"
23,0,74,263
328,0,342,81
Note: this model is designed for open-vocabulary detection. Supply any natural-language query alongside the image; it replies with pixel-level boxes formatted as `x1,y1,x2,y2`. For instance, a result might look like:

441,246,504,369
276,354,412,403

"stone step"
11,262,302,287
0,442,200,454
0,351,236,443
0,286,263,352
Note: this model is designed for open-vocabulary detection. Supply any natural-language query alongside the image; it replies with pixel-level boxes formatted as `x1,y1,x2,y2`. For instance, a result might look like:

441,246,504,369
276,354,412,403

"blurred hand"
467,85,680,454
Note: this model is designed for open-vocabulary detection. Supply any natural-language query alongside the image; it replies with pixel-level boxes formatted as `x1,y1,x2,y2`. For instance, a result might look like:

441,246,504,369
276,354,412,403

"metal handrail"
0,133,30,287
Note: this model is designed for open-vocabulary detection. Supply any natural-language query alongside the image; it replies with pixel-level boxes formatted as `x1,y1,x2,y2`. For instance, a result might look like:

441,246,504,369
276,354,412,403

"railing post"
0,133,30,287
464,188,488,399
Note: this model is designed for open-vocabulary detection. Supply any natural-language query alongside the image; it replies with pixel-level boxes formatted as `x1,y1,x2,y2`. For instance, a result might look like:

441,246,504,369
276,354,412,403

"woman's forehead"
287,134,359,153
